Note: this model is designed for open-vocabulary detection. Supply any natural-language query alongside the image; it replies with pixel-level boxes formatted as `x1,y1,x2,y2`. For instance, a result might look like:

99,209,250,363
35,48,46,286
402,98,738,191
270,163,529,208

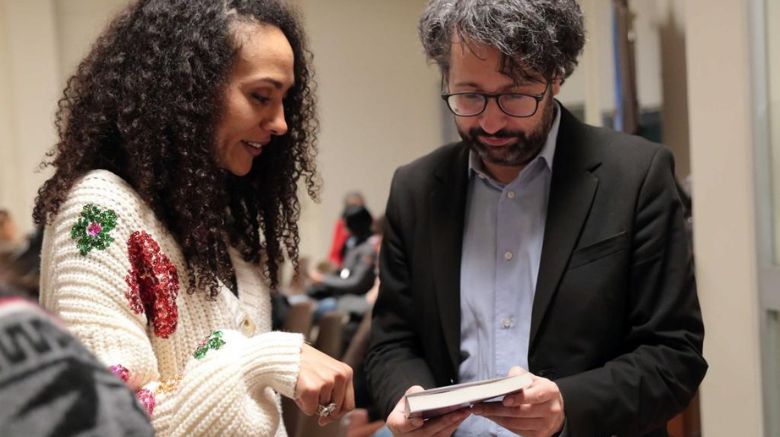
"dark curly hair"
33,0,319,298
419,0,585,83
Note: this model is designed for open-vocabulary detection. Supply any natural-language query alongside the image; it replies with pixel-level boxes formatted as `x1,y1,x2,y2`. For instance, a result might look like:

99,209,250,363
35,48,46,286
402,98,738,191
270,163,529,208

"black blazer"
365,106,707,437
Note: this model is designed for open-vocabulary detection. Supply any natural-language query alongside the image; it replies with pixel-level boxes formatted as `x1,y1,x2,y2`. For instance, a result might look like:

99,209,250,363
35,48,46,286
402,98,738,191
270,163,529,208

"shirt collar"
468,101,561,180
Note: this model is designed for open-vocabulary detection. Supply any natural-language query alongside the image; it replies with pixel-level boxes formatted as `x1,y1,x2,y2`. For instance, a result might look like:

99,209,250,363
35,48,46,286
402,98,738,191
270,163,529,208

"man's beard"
458,99,556,167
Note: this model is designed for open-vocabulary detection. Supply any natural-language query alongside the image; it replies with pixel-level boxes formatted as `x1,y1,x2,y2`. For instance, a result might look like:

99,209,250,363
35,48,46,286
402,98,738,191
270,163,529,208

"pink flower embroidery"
87,222,103,237
135,388,156,416
125,231,180,338
109,364,130,383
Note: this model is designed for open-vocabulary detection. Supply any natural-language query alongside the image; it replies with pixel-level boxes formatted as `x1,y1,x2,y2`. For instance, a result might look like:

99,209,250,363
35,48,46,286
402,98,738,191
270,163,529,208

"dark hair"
343,206,373,241
419,0,585,82
33,0,319,297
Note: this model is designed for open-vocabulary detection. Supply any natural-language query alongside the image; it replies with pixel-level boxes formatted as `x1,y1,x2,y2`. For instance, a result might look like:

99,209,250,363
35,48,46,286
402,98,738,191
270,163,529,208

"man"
364,1,707,436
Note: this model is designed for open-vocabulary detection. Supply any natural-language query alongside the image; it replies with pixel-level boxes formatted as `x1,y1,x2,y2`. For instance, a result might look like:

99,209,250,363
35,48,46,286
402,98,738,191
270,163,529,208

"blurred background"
0,0,778,436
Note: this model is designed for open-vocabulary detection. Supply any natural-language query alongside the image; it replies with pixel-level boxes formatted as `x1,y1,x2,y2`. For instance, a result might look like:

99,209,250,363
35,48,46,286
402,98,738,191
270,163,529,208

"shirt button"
507,191,516,199
501,318,513,329
504,251,513,261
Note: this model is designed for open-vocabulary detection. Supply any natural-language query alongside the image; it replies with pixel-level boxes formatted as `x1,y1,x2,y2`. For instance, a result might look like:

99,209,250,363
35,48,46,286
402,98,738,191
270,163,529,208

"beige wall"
0,2,14,223
0,0,129,236
686,0,765,436
0,0,60,235
768,0,780,263
53,0,128,85
295,0,443,260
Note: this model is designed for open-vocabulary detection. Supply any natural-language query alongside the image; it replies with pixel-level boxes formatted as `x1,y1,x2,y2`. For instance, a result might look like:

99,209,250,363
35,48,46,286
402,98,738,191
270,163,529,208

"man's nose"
478,99,508,134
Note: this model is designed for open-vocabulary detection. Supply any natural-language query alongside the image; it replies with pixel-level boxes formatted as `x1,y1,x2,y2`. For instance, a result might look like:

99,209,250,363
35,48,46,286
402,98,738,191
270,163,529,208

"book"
404,373,534,419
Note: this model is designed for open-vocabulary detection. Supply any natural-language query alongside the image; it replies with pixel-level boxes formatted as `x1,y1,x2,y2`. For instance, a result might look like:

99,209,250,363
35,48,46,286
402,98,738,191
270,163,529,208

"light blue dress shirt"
456,104,561,437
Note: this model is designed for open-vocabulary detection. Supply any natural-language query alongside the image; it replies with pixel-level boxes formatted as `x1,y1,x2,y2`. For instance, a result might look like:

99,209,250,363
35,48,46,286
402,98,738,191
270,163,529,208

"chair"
281,300,316,436
282,300,316,341
313,311,348,358
294,311,349,437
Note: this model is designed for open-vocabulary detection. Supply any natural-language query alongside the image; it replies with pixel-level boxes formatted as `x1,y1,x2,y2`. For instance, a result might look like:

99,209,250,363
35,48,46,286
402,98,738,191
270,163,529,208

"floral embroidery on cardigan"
70,204,118,255
125,231,180,338
193,330,226,359
109,364,130,383
135,388,156,416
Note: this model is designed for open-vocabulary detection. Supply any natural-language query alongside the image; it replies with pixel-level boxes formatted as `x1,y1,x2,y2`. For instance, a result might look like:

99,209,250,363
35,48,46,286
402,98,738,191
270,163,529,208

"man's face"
446,38,560,168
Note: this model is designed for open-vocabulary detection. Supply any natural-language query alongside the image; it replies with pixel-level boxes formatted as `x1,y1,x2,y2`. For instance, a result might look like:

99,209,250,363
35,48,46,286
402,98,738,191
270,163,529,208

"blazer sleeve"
556,148,707,437
365,168,437,419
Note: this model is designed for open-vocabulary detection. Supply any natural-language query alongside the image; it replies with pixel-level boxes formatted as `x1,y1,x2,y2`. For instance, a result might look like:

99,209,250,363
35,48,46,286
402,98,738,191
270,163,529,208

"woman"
34,0,353,435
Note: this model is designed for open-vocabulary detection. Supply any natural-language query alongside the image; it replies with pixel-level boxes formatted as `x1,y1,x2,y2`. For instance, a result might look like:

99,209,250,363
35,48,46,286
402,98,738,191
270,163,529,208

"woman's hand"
295,343,355,425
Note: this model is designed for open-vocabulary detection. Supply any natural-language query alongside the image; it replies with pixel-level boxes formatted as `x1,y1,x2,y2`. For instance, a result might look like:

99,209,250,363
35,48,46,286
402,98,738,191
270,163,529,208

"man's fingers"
473,402,535,418
386,386,425,433
386,411,423,434
430,411,470,437
488,415,544,434
406,385,425,395
419,409,470,436
514,378,557,404
478,398,562,417
507,366,529,377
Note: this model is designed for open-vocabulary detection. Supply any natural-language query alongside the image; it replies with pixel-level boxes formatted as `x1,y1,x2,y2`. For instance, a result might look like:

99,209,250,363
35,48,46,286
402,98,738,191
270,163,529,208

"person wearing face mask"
365,1,706,436
308,206,377,305
34,1,353,435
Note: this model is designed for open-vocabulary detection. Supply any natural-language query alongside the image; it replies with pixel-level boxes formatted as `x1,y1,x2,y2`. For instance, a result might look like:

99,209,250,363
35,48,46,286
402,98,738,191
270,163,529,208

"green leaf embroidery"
193,330,227,360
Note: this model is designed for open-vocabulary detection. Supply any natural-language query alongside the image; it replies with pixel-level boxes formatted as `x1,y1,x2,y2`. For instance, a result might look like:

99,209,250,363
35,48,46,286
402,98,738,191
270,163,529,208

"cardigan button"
240,318,255,335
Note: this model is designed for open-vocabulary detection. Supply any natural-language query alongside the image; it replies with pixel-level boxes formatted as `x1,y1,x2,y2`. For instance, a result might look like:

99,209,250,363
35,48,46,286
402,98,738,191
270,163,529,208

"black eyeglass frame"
441,81,551,118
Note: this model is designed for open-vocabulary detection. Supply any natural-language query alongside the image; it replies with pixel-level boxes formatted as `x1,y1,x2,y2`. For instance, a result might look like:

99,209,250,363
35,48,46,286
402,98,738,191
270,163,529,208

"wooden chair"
281,300,316,437
282,300,316,341
294,311,349,437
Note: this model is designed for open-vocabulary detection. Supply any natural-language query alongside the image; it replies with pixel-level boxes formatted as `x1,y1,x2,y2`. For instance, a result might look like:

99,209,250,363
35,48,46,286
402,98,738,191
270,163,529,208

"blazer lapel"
530,108,601,349
430,144,470,374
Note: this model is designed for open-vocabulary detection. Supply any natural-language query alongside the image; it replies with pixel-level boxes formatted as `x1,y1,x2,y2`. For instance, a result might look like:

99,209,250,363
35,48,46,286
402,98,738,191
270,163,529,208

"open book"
404,373,533,419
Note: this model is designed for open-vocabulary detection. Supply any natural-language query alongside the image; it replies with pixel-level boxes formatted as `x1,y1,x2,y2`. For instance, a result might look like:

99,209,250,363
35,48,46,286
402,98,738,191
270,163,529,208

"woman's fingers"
296,343,355,425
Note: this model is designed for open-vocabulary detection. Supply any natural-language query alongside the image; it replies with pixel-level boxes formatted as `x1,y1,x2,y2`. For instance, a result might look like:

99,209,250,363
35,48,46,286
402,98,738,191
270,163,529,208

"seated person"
308,206,377,319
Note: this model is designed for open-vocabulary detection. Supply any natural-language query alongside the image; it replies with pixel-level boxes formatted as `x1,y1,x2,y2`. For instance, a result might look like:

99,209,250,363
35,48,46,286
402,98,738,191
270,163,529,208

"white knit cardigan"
39,170,303,436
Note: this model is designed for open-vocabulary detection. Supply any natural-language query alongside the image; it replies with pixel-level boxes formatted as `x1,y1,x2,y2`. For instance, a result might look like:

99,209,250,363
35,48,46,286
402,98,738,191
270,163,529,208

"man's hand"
471,367,564,437
386,386,471,437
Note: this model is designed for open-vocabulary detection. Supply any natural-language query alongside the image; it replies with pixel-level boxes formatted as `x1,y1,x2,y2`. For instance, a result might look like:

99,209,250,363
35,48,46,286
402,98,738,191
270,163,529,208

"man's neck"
482,160,524,184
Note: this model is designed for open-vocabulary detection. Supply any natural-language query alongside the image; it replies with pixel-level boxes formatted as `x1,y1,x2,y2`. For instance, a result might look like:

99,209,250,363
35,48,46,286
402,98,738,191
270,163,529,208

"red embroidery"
135,388,156,416
125,231,180,338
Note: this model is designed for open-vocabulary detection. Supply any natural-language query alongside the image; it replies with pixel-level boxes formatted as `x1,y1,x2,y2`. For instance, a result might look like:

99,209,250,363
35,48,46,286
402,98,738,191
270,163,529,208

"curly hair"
419,0,585,82
33,0,319,298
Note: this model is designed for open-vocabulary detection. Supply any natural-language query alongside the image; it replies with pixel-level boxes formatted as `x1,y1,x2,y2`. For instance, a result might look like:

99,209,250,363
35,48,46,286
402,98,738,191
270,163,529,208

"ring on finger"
317,402,337,417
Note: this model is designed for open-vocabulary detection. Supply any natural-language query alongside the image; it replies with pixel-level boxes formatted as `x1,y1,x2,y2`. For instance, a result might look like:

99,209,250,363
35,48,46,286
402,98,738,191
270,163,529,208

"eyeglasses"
441,81,550,118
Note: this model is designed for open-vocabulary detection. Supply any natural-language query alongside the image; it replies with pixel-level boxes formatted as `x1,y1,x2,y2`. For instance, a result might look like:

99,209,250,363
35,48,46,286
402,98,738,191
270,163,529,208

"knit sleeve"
38,172,303,436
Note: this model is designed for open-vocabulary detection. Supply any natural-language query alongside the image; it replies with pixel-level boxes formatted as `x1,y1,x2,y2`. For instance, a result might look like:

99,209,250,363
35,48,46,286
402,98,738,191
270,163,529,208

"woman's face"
214,23,294,177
